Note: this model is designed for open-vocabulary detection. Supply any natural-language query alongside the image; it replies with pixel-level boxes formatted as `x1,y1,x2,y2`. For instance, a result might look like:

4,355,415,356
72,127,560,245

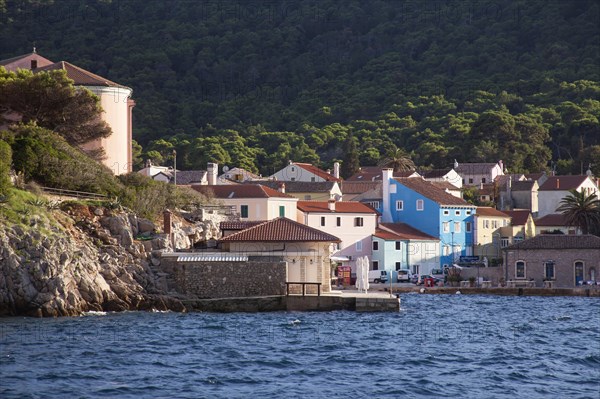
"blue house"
380,169,476,268
371,223,440,277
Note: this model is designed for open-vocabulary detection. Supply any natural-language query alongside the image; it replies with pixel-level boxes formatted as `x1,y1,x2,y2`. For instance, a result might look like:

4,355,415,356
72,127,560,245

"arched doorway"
574,261,584,286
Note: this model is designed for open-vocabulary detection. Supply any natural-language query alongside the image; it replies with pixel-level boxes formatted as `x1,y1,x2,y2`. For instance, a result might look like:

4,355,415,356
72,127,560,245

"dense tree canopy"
0,0,598,175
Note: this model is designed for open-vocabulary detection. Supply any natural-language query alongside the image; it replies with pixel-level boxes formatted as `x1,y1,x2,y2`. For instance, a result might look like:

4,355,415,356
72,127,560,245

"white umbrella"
355,257,363,291
363,256,370,293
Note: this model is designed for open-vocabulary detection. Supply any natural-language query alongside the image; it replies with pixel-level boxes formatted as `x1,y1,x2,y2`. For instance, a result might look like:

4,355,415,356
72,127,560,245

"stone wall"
458,266,505,286
161,255,287,299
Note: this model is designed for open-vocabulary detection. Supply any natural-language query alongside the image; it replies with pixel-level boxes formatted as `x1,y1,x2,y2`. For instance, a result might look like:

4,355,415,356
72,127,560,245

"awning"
330,255,350,262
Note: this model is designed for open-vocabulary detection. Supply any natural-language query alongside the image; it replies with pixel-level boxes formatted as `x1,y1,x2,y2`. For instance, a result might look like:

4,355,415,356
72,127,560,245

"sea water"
1,294,599,398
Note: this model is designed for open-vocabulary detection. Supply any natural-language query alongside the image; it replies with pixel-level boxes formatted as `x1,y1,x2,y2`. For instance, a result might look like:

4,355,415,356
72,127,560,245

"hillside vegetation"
0,0,598,176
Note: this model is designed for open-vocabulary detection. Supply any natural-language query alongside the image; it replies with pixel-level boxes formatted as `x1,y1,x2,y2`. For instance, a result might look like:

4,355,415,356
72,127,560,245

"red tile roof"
476,207,510,217
192,184,294,199
431,181,460,191
220,221,265,231
34,61,128,89
539,176,590,191
502,210,531,226
341,181,381,195
346,166,382,181
219,217,341,242
295,163,340,182
534,213,569,227
394,177,473,207
377,223,439,241
420,168,453,179
297,201,378,214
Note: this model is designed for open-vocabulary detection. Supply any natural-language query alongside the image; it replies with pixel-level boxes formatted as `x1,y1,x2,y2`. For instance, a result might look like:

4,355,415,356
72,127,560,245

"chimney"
278,182,286,193
207,162,218,185
328,199,336,211
556,178,559,189
498,160,504,172
381,168,394,222
333,162,340,179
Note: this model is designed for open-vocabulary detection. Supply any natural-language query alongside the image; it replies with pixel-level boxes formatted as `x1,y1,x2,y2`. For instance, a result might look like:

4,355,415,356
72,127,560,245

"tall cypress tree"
341,135,360,179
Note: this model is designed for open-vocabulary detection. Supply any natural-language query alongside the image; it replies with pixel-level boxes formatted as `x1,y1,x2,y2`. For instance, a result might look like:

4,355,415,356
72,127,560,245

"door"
574,261,584,285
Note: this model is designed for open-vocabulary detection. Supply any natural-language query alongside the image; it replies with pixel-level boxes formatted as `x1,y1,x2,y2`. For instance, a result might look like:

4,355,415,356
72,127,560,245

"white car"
397,270,411,282
368,270,389,283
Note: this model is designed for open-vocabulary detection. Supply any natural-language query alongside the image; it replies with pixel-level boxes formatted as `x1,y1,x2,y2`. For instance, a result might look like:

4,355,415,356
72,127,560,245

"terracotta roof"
341,181,381,195
247,180,338,193
34,61,129,89
377,223,439,241
478,183,496,196
431,181,460,191
220,221,265,231
455,163,500,174
192,184,294,199
219,217,341,242
534,213,569,227
539,176,590,191
347,166,382,181
525,172,546,181
394,177,473,207
297,201,378,214
294,163,340,182
476,207,510,217
505,234,600,250
502,210,531,226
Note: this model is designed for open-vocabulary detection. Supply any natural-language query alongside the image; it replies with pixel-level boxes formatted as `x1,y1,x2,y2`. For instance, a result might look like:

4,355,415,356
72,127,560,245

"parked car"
368,270,389,283
397,270,411,282
414,275,442,285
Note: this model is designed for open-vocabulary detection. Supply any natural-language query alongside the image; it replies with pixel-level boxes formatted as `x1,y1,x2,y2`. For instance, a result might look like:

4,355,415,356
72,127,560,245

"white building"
537,175,599,218
271,161,340,183
455,160,504,186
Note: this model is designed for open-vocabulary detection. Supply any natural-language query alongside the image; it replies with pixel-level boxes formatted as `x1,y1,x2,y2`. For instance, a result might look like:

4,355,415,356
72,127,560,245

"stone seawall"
160,255,287,299
382,286,600,297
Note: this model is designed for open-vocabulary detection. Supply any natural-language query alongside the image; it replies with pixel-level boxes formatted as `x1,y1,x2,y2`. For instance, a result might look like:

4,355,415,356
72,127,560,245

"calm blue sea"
1,294,599,399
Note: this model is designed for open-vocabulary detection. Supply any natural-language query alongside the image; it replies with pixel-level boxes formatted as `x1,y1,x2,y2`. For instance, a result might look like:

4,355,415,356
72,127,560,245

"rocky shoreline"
0,203,223,317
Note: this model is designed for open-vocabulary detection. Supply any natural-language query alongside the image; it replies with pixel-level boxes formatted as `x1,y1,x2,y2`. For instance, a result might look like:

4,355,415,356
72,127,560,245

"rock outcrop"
0,204,189,317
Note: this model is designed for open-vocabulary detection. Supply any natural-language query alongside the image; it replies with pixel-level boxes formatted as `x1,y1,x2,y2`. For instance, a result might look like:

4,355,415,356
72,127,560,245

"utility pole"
173,149,177,185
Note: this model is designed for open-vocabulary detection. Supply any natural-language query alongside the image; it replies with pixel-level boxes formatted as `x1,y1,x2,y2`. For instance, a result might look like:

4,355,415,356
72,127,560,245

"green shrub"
0,139,12,195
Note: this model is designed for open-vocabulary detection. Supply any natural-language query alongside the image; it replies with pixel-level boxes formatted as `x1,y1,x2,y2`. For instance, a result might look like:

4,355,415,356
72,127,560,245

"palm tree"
556,189,600,235
378,148,415,173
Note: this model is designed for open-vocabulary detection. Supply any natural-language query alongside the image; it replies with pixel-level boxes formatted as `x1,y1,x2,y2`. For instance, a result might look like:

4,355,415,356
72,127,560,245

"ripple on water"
0,296,598,399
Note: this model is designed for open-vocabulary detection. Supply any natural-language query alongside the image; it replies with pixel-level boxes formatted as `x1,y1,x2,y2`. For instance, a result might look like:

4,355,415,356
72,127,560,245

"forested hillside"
1,0,598,176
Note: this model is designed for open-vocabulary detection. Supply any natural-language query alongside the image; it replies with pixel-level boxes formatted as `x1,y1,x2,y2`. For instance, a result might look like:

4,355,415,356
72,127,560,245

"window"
396,200,403,211
390,185,397,193
373,241,379,251
492,220,498,229
304,195,312,200
454,222,461,233
455,210,461,216
466,222,472,232
241,205,249,218
443,222,450,233
395,262,401,271
354,217,364,227
395,241,401,250
336,217,341,227
469,178,473,184
356,241,362,251
443,210,449,216
482,178,486,183
291,177,296,181
321,216,326,226
372,261,379,270
279,206,285,217
443,245,451,256
484,220,489,229
462,178,465,184
466,210,471,215
544,261,555,280
516,261,526,278
311,177,315,182
367,201,380,209
416,199,424,211
501,237,509,247
291,167,295,172
575,261,584,285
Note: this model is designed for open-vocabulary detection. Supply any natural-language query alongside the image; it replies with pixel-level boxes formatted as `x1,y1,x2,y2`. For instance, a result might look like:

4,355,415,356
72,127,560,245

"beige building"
296,200,378,273
503,235,600,287
193,184,298,221
0,51,135,175
473,207,511,260
219,217,341,293
534,214,579,235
